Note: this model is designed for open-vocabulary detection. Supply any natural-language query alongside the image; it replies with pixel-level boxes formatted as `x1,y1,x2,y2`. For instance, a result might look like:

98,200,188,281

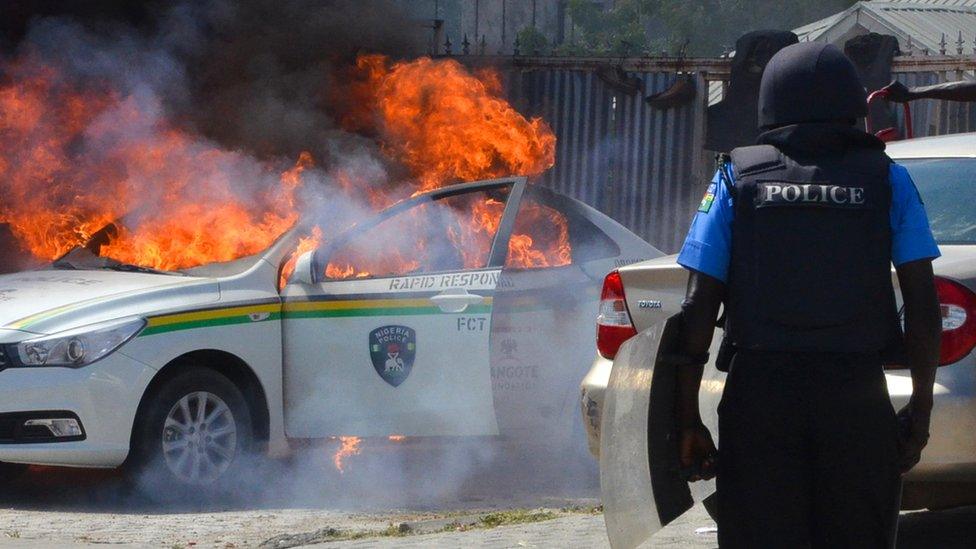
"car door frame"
310,177,528,281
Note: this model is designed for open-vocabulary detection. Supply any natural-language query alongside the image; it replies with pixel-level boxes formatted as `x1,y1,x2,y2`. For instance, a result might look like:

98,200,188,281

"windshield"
51,246,181,276
899,158,976,245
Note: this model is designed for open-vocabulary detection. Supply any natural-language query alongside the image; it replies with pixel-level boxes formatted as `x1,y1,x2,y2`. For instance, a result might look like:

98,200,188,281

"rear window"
899,158,976,244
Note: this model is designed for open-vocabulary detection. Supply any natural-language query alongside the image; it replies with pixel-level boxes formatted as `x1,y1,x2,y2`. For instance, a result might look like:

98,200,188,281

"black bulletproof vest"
726,126,902,353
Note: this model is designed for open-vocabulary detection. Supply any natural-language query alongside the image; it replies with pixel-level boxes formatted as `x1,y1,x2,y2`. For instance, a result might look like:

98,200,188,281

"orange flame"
0,60,306,271
355,55,556,193
333,436,362,473
506,200,572,268
1,52,565,277
322,55,567,278
279,226,323,289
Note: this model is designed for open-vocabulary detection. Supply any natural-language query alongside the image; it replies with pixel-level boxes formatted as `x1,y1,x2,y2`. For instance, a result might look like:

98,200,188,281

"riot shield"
600,314,722,548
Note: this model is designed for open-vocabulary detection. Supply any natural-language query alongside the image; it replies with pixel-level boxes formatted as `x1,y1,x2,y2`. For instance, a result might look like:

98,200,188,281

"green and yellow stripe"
139,296,494,336
281,297,493,319
7,303,84,330
141,303,281,336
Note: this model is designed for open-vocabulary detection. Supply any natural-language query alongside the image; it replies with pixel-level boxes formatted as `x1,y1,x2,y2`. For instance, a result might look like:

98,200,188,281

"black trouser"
716,350,902,548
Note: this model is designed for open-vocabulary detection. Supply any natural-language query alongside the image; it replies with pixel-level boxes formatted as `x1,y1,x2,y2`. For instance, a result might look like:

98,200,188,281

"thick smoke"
0,0,432,269
3,0,426,161
157,0,426,162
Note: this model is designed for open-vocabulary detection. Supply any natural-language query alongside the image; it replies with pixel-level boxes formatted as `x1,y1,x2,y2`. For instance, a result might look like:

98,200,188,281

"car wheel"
0,462,28,482
125,368,253,500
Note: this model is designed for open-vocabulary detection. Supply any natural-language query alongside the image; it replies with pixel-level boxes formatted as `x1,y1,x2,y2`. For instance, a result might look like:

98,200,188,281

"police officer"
673,42,942,548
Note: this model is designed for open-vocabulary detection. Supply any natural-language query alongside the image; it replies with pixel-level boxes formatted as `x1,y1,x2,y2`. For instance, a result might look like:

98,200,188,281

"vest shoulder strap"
730,145,786,179
845,149,894,177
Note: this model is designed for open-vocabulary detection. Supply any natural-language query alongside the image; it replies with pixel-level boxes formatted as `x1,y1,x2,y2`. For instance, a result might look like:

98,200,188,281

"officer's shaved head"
758,42,867,129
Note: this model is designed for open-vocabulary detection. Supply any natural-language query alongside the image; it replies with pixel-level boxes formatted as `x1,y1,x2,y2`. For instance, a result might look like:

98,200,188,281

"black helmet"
758,42,867,129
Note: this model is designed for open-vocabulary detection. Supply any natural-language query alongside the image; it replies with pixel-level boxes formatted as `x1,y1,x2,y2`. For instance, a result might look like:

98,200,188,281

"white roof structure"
794,1,976,54
710,1,976,105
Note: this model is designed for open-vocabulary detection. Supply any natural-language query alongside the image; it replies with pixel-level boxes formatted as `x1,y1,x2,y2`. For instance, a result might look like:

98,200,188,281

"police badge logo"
369,325,416,387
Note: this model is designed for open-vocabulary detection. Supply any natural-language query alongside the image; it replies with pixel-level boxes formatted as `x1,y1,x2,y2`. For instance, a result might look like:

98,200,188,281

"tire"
124,368,254,500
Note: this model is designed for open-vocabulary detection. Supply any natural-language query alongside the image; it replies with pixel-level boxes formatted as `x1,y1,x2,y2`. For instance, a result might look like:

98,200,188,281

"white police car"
0,177,658,491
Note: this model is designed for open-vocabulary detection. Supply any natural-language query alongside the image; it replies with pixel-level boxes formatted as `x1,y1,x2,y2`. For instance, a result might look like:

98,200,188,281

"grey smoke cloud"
158,0,426,161
0,0,428,271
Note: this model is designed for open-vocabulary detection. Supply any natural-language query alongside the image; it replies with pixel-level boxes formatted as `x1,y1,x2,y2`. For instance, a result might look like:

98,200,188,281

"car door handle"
429,288,486,313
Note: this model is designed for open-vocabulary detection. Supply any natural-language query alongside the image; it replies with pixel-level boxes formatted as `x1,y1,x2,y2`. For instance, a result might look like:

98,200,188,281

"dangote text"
756,183,865,207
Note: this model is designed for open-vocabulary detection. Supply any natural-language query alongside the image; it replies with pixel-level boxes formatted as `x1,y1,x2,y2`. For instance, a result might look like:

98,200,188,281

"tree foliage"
558,0,859,56
517,25,550,55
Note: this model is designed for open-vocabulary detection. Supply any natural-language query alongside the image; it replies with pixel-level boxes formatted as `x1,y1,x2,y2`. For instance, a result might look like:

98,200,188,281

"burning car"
0,176,658,490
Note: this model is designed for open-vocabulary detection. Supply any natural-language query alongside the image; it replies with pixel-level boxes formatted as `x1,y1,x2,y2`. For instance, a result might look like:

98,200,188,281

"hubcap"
161,391,237,485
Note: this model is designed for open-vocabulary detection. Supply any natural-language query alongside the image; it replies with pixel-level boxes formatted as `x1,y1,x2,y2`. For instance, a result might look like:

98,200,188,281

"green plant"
517,25,550,55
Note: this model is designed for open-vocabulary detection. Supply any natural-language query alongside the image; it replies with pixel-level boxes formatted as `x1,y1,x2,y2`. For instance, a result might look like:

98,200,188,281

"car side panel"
122,263,287,455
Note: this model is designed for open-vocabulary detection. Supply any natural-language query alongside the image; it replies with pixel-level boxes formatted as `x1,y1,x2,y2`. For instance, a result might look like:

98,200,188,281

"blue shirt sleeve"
677,169,734,282
889,163,941,266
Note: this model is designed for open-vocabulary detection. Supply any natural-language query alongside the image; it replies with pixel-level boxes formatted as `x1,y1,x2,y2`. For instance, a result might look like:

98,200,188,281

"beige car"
581,132,976,542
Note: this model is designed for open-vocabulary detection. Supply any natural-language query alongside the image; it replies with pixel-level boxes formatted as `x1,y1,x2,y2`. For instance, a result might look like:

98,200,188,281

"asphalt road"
2,464,976,548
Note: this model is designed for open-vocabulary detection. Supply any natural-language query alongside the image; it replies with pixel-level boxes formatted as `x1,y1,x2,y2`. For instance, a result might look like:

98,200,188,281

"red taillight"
935,276,976,365
597,270,638,359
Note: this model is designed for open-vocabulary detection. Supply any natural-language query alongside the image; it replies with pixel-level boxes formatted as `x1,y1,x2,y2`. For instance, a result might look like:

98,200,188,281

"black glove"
882,81,914,103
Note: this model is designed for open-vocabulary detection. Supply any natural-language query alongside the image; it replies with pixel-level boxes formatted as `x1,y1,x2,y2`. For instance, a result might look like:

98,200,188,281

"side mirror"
291,251,315,285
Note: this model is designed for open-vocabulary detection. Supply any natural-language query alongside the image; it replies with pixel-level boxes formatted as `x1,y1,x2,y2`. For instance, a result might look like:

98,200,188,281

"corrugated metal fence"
505,68,707,254
461,55,976,254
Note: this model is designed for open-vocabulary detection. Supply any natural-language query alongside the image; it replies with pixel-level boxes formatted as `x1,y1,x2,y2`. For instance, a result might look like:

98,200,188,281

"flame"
388,435,406,442
279,226,323,289
333,436,362,473
0,60,307,271
354,55,556,193
323,55,566,278
506,200,572,268
1,50,565,277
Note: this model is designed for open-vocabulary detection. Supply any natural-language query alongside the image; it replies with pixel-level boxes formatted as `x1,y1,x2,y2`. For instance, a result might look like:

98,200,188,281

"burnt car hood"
0,270,209,333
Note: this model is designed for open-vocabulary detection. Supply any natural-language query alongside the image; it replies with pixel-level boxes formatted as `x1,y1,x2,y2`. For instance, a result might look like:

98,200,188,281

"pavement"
326,505,717,548
3,459,976,548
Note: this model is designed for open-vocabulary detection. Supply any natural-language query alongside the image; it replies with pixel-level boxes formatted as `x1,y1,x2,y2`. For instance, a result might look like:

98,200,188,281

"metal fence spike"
940,33,947,55
957,31,964,55
479,34,487,56
462,34,470,55
444,34,452,56
513,36,520,56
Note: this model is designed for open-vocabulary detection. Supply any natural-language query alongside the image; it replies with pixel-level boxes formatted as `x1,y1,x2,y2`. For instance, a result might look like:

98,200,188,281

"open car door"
281,178,526,438
600,314,723,548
